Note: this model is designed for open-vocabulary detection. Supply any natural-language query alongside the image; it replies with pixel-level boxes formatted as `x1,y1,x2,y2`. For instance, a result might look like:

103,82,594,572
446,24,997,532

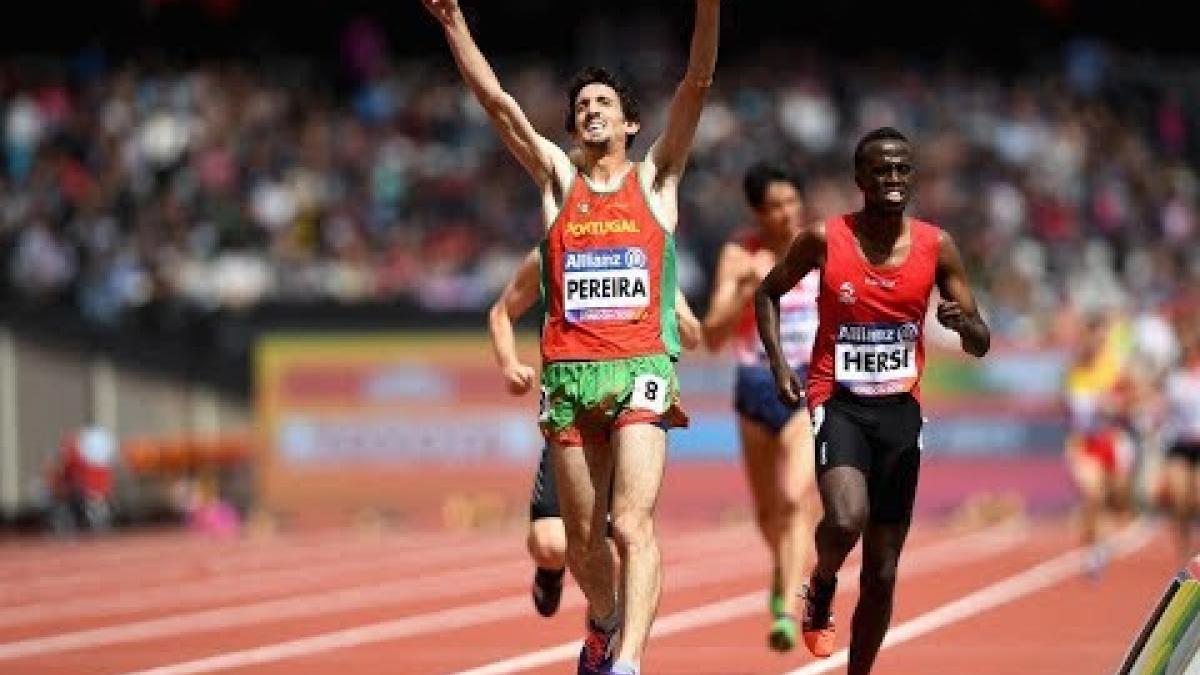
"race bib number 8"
630,374,669,415
834,322,919,395
563,247,650,323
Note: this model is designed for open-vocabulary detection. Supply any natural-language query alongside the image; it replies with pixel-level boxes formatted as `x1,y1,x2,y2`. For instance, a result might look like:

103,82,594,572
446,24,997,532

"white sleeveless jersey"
1166,366,1200,443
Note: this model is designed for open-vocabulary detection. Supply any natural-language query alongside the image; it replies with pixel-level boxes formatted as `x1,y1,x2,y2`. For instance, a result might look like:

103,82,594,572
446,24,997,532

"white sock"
609,659,639,675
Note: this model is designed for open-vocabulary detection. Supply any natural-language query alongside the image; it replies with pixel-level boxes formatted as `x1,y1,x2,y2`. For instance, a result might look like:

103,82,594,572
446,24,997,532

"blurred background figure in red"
45,426,116,534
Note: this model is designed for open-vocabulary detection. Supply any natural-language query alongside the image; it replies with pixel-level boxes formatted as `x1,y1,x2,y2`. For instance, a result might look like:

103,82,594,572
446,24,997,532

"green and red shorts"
539,354,689,447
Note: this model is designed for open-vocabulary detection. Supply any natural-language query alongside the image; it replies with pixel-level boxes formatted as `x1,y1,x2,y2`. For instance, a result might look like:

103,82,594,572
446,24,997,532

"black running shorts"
529,444,560,521
812,389,925,524
1168,441,1200,466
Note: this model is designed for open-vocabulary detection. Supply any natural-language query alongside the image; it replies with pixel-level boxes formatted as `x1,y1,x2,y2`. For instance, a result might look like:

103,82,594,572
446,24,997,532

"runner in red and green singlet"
538,167,688,442
486,248,701,620
424,2,720,673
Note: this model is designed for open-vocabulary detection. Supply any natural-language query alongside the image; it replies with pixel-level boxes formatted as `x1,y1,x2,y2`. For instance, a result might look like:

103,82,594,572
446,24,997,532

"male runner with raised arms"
756,127,990,674
487,249,701,618
423,2,720,672
702,161,819,651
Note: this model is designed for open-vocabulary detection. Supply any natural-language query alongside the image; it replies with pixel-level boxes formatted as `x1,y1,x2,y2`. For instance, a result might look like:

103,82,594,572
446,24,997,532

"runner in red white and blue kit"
702,162,820,651
755,128,990,674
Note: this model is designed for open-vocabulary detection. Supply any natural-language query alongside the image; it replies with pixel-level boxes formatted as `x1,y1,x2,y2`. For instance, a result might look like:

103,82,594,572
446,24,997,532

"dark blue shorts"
734,365,807,434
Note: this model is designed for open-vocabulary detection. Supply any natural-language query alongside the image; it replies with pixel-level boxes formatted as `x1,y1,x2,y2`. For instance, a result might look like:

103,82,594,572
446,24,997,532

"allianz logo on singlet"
834,321,919,387
563,247,650,322
564,247,648,271
835,322,920,344
565,219,640,237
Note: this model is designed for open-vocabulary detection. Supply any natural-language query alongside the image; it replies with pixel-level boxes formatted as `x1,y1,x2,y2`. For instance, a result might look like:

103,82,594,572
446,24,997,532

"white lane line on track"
0,539,520,629
445,523,1028,675
0,530,496,606
0,525,755,660
781,521,1155,675
0,524,749,629
0,529,466,579
112,547,775,675
0,536,519,608
113,523,1024,675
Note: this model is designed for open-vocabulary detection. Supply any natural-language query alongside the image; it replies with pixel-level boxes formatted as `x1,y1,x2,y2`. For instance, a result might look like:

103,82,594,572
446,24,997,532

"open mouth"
884,189,905,202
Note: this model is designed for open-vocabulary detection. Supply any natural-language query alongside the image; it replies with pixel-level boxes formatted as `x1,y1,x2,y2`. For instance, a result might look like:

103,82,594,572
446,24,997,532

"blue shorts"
734,365,807,434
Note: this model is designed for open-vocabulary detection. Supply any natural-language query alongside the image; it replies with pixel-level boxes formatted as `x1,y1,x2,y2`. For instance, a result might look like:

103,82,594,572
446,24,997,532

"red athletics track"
0,515,1176,675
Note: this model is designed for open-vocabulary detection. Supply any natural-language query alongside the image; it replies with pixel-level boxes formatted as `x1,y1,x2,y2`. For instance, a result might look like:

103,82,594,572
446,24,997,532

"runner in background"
1062,312,1138,578
701,161,819,651
1163,327,1200,564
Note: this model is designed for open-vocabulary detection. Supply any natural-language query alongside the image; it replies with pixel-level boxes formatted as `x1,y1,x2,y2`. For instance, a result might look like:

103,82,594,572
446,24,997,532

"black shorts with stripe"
812,389,925,524
529,444,560,521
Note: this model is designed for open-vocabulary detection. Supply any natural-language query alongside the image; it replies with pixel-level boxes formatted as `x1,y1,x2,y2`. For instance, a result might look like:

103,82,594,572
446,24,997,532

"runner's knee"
610,509,655,551
528,520,567,568
821,505,867,544
859,559,899,597
777,482,811,521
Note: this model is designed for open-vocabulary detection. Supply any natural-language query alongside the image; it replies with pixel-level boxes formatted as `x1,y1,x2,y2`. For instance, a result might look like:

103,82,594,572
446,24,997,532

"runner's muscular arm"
422,0,571,189
488,249,541,396
756,222,826,405
644,0,720,190
702,242,754,351
934,230,991,358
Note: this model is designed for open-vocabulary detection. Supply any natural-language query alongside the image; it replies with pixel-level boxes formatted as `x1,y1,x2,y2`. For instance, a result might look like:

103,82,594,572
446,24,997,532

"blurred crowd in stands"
2,22,1199,349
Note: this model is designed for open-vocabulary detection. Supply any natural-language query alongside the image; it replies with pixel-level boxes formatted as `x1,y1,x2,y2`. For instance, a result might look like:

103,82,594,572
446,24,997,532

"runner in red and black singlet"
756,128,990,674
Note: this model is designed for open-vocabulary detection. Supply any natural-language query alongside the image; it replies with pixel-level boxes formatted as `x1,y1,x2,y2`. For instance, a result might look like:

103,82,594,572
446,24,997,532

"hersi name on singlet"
835,321,919,384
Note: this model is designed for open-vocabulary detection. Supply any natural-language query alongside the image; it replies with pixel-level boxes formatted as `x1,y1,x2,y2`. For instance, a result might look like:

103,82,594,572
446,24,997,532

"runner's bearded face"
573,83,638,151
856,140,914,215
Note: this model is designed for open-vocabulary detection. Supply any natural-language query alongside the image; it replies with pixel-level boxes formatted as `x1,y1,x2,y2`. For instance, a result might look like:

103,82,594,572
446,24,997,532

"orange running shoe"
801,581,837,658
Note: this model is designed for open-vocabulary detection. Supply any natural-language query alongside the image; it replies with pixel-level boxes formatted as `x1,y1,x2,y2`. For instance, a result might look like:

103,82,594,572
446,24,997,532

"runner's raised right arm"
422,0,571,189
